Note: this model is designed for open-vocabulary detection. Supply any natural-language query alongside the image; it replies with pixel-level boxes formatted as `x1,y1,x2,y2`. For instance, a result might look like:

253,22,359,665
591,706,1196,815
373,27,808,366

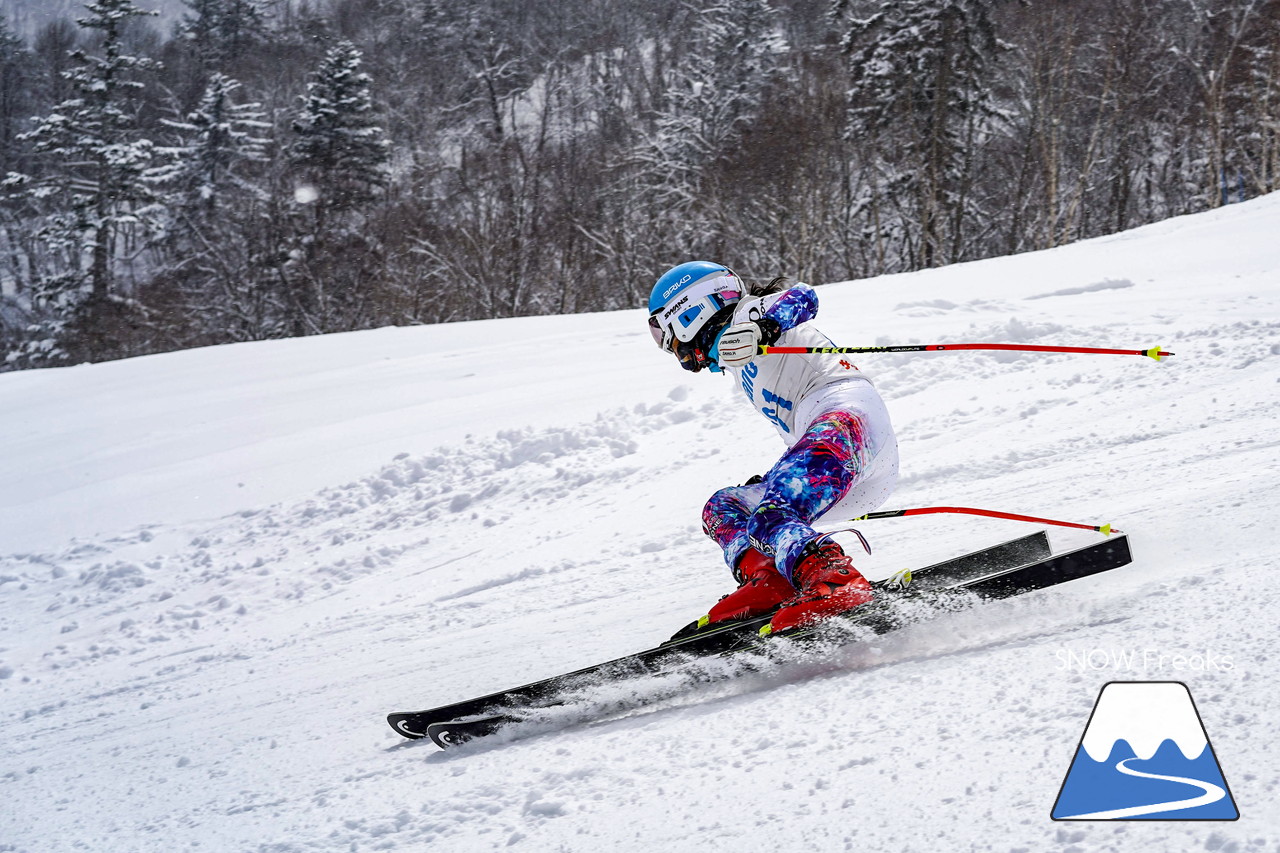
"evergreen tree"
145,72,277,344
150,72,269,223
0,15,35,363
282,40,389,335
30,19,80,109
14,0,162,363
178,0,269,72
290,39,389,217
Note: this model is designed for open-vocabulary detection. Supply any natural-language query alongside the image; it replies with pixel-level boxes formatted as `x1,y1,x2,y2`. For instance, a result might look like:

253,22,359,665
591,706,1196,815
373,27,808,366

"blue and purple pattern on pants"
701,410,870,581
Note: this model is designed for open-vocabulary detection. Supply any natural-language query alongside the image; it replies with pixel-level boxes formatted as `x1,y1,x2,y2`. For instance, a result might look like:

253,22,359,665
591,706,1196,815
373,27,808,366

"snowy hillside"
3,194,1279,852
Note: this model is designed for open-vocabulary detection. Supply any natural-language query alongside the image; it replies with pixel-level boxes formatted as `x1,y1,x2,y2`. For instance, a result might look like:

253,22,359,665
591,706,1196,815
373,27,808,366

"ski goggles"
672,333,713,372
661,305,737,372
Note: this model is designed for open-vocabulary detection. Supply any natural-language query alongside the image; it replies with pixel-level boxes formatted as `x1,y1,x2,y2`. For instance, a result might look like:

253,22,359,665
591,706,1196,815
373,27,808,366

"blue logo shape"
678,304,704,328
1052,681,1239,820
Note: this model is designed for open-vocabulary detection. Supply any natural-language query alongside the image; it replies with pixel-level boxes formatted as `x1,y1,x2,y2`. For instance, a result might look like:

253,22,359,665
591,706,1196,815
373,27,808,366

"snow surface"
3,195,1280,851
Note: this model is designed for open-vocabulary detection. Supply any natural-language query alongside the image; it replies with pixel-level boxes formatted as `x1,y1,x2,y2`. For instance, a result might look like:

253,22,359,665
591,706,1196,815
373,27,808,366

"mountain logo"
1051,681,1239,820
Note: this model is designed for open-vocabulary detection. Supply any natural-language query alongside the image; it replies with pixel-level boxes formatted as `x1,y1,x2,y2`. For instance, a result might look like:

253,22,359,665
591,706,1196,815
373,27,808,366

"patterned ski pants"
701,399,898,581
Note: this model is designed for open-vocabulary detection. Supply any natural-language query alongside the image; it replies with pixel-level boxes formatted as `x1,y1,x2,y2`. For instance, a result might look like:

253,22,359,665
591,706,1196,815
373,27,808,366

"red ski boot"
765,539,873,634
670,549,794,640
707,549,794,624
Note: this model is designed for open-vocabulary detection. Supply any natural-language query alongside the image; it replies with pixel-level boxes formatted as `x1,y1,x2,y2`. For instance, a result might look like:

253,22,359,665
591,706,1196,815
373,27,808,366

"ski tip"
388,714,428,740
1145,345,1173,361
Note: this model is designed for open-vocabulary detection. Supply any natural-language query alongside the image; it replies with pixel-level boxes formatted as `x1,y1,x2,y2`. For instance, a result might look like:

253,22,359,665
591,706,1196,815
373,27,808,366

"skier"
647,261,900,634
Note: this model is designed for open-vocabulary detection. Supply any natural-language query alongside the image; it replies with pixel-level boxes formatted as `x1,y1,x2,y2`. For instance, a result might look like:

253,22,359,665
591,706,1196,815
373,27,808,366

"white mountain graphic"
1081,682,1207,761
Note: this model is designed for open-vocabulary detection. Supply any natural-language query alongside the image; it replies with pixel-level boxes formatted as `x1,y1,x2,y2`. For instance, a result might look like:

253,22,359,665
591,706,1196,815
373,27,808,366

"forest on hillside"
0,0,1277,369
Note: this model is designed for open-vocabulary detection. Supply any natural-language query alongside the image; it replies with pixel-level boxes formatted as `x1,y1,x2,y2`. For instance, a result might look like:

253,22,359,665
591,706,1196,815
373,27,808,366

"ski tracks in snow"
5,196,1280,851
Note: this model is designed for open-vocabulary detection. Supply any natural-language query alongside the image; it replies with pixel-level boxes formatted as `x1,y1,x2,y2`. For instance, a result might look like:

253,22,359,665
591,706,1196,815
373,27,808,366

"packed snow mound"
2,194,1279,851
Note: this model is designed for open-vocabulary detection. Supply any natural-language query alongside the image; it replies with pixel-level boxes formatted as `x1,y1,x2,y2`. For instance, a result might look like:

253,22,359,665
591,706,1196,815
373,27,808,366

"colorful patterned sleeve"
764,283,819,332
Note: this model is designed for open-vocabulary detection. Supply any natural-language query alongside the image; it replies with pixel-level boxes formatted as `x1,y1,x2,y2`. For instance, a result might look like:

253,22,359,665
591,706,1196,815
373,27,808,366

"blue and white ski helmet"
647,261,744,353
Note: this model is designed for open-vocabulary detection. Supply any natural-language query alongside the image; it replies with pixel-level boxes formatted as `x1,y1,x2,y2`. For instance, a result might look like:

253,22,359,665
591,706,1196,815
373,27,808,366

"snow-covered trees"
1237,18,1280,195
12,0,161,363
2,0,1279,370
0,15,27,175
282,39,389,333
178,0,268,72
152,73,268,221
291,39,388,218
837,0,1004,268
1169,0,1280,207
0,14,34,352
631,0,787,260
145,72,277,343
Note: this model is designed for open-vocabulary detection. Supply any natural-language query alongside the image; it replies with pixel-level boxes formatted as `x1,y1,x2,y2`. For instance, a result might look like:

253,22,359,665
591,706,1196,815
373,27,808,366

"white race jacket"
722,290,873,445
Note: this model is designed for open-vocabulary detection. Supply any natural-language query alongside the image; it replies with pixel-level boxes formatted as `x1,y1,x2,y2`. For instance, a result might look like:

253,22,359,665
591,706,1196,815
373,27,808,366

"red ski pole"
759,343,1173,361
851,506,1117,535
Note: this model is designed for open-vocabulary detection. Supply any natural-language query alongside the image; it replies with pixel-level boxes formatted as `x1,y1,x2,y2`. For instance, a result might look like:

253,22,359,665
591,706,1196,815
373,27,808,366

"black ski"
404,534,1132,747
388,531,1060,743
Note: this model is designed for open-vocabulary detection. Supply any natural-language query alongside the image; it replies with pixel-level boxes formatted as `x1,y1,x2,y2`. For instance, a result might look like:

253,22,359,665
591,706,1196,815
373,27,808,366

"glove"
716,322,763,369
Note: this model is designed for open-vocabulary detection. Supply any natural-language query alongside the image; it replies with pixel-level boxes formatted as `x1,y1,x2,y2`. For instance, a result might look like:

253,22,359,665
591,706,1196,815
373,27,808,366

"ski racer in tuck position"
647,261,900,634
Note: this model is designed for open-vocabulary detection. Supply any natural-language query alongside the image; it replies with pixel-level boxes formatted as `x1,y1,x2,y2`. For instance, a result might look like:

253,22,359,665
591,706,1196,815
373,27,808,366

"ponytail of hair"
747,275,790,297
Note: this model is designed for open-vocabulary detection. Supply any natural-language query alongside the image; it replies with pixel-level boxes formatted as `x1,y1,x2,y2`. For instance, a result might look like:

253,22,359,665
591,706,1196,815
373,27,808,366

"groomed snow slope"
2,194,1279,852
